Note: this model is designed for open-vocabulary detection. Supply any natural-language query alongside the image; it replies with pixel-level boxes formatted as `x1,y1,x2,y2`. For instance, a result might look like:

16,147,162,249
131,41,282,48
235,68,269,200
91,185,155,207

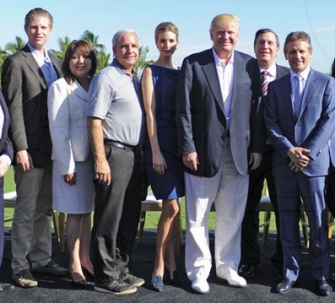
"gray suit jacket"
176,49,261,177
1,44,61,168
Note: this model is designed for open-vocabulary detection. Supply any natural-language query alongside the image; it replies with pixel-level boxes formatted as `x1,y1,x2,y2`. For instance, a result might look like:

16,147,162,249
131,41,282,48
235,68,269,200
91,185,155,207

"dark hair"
62,40,97,85
331,58,335,78
24,8,53,28
254,28,279,47
284,31,312,54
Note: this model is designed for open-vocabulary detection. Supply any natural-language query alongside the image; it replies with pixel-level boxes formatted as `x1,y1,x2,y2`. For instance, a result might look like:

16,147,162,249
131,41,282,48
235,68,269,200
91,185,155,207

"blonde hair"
210,14,240,33
155,22,179,42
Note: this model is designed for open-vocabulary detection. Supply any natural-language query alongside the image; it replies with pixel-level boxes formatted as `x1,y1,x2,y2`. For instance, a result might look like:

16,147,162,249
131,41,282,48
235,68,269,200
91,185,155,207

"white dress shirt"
212,48,234,130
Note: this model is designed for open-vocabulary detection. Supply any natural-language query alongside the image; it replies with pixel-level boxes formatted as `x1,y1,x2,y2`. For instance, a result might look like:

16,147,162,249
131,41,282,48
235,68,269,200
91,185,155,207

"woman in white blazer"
48,40,97,286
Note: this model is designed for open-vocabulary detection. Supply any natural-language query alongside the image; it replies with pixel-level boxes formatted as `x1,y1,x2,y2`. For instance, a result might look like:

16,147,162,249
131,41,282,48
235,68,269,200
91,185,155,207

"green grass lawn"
3,166,277,231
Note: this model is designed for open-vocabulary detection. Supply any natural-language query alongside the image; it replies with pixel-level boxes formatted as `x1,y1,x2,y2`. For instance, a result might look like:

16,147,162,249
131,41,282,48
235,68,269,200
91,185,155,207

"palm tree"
134,46,154,75
50,36,71,61
81,30,111,71
5,36,26,55
96,49,111,72
81,30,104,52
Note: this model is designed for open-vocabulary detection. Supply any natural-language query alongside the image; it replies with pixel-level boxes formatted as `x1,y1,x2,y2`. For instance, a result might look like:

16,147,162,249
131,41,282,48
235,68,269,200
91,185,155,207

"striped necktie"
261,71,269,97
293,74,304,118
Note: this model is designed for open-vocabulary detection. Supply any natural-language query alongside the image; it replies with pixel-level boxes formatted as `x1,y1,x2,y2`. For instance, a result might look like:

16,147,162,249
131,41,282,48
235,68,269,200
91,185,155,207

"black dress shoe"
276,279,295,294
275,270,284,282
164,269,184,286
238,264,255,278
0,283,14,292
315,280,332,296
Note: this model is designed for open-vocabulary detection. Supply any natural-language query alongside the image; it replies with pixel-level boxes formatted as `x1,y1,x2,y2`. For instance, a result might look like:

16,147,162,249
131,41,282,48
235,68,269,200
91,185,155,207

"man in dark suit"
176,14,263,294
240,29,289,280
1,8,68,288
264,31,335,296
0,90,14,293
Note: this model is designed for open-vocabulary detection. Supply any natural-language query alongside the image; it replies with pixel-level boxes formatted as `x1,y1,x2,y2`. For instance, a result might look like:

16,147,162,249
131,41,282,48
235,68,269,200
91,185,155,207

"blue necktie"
293,75,303,118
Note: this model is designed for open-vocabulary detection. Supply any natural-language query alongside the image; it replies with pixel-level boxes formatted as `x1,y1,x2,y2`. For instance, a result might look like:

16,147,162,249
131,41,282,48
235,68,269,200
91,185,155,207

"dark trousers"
0,177,3,269
92,145,143,284
326,167,335,217
276,173,329,281
241,145,282,271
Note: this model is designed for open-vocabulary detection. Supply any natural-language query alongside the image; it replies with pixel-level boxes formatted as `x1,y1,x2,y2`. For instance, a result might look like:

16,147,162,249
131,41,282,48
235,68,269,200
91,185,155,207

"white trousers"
185,144,249,281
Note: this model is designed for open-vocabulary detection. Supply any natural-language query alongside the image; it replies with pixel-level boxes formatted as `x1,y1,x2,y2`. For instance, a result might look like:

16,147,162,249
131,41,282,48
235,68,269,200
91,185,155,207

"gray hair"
112,29,140,48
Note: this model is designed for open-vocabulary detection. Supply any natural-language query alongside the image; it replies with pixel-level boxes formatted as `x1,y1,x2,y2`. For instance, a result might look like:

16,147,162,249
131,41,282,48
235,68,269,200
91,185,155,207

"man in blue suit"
0,90,14,292
176,14,263,294
264,31,335,296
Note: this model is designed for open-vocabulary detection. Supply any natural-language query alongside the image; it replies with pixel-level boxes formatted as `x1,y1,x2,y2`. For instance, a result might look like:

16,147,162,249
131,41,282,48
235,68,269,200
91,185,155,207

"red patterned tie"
261,71,269,97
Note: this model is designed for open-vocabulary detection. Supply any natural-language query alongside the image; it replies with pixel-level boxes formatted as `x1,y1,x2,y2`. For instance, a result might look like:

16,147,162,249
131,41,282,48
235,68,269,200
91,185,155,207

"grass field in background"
3,166,277,231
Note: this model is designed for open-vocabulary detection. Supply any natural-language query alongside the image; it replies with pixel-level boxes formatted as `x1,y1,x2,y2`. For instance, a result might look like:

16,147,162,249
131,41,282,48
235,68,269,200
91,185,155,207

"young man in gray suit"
176,14,263,294
1,8,68,288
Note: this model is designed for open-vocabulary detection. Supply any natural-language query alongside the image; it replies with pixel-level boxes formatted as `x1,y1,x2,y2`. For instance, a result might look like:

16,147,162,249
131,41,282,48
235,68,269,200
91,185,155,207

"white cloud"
313,24,335,33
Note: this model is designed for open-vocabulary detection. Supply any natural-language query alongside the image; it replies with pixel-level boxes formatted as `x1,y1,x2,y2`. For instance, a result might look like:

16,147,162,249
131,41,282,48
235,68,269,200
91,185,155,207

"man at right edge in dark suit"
1,8,68,288
264,31,335,296
240,29,289,280
176,14,263,294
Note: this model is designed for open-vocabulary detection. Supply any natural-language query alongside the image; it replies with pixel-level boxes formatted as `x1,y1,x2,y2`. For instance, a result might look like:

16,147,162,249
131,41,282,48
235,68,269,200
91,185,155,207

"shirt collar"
290,66,310,82
212,47,234,67
27,42,51,61
111,58,137,77
260,63,276,78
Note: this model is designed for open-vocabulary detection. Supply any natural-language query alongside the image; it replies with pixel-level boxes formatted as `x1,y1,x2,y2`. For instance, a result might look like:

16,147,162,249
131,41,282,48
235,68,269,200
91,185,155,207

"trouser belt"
104,139,142,152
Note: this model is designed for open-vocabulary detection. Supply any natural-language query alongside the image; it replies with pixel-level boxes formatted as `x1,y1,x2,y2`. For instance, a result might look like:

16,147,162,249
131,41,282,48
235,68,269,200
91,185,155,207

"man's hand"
63,173,76,185
16,150,34,171
287,147,311,172
0,156,10,177
94,158,111,185
249,153,262,170
182,152,199,171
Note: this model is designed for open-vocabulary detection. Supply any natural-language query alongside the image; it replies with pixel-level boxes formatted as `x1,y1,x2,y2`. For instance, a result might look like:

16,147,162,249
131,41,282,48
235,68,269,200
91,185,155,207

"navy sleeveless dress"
143,65,185,200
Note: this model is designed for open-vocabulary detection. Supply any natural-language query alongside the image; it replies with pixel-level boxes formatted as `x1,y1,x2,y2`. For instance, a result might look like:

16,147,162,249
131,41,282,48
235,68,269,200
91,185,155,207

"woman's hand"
63,173,76,185
152,151,167,175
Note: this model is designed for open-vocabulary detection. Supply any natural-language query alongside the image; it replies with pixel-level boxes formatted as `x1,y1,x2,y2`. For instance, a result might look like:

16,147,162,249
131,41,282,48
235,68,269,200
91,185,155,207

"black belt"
104,139,142,152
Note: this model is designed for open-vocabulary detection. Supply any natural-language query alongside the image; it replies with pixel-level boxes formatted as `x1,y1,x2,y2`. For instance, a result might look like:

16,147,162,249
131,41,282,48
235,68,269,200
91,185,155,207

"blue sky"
1,0,334,73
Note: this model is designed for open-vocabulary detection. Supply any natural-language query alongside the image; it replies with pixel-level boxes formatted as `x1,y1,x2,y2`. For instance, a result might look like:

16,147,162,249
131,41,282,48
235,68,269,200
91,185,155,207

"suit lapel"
49,52,61,78
297,69,317,121
69,80,88,101
201,50,225,115
231,51,245,111
22,45,48,89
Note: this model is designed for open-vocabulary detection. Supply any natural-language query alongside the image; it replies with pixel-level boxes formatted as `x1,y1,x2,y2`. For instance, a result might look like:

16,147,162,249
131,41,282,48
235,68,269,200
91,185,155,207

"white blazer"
48,78,91,175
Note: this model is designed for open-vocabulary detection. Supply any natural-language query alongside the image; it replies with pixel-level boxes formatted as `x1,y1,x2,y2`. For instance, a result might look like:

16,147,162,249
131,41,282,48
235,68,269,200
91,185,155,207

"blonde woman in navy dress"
48,40,97,286
142,22,184,292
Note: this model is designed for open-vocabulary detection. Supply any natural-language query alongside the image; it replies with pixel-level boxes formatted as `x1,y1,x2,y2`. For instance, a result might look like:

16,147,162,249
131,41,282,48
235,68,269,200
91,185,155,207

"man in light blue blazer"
264,31,335,296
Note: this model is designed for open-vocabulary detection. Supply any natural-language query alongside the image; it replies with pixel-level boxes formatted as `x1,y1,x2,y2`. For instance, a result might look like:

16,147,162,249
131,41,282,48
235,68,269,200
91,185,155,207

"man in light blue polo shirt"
87,29,145,296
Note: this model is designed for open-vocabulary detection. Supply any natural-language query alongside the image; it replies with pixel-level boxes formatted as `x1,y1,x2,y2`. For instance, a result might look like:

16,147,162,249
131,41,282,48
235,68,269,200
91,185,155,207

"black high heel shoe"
70,272,89,287
164,269,184,286
152,275,164,292
82,266,95,280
